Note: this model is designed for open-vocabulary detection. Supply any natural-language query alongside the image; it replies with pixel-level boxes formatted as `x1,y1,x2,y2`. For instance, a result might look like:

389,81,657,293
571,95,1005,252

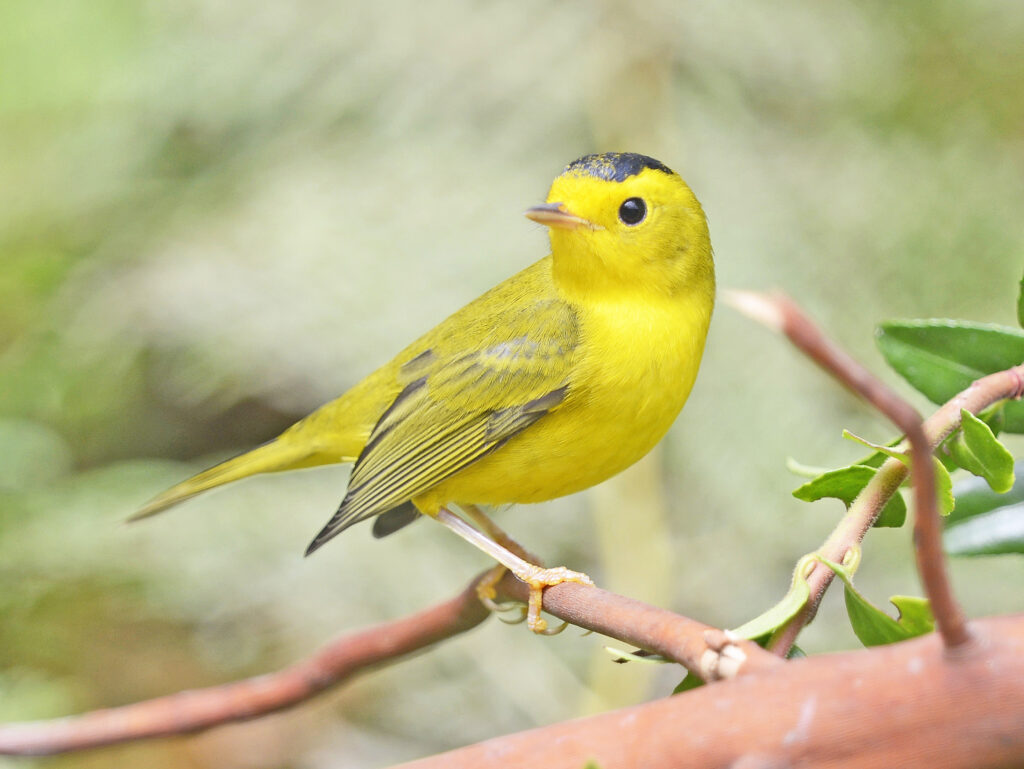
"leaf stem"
727,290,1024,653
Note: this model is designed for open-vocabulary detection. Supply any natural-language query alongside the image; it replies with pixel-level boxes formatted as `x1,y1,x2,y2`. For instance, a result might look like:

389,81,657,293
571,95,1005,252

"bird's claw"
475,559,592,635
536,619,570,635
497,605,529,624
521,566,593,634
476,565,528,623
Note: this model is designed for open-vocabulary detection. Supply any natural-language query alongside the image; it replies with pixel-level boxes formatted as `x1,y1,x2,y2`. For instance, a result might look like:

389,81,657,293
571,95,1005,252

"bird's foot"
436,508,590,633
475,563,593,633
516,565,593,635
475,565,528,623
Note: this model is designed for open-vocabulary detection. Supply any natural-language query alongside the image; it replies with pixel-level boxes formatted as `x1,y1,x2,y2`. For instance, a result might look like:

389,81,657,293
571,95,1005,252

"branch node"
1010,367,1024,400
731,291,980,653
700,629,748,680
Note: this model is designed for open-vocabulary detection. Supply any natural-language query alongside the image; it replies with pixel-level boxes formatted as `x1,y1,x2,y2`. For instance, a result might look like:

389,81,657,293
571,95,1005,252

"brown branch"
0,579,490,756
9,291,1018,762
771,293,967,647
727,290,1024,653
395,614,1024,769
0,570,777,756
495,572,780,679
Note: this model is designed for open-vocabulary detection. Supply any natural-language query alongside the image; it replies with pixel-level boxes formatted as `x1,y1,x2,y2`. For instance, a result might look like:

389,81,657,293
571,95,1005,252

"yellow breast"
417,290,713,510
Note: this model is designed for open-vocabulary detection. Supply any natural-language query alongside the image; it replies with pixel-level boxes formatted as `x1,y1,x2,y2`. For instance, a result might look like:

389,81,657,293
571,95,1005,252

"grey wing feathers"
304,299,579,555
371,503,421,538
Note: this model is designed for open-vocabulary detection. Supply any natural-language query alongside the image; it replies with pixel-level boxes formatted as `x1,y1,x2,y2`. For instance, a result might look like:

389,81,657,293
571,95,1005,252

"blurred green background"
2,1,1024,766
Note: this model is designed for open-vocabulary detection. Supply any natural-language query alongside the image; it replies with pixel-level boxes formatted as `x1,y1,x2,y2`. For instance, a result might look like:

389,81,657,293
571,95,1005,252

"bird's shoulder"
393,256,580,393
315,259,580,535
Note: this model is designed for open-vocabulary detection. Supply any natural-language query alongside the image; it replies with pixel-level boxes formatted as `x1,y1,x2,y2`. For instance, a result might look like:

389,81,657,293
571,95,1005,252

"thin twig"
0,569,777,756
727,290,1024,652
764,293,967,647
494,572,779,680
769,455,906,656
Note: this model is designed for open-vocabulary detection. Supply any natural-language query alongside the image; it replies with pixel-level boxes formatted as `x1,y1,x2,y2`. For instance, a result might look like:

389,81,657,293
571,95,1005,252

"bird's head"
526,153,714,301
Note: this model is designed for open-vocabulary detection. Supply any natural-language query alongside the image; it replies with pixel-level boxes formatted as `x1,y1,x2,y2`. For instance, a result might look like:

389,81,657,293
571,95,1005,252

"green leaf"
945,470,1024,555
830,437,951,517
978,403,1006,435
936,441,962,473
876,320,1024,432
792,465,907,527
605,646,668,664
949,409,1015,493
854,436,907,469
842,430,908,461
786,456,830,479
1018,271,1024,328
731,554,815,640
672,673,705,694
816,555,935,646
948,467,1024,525
932,458,955,516
841,434,954,515
944,502,1024,555
793,465,875,503
888,596,935,638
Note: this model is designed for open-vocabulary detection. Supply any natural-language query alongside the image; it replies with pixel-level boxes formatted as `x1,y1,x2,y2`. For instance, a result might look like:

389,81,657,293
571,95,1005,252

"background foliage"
2,1,1023,766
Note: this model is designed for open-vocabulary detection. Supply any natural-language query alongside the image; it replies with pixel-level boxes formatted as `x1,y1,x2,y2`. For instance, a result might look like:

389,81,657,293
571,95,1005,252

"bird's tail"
129,438,328,521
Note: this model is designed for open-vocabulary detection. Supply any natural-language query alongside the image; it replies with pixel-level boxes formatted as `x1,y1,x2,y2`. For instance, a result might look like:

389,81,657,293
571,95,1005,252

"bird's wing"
305,298,579,553
370,502,421,538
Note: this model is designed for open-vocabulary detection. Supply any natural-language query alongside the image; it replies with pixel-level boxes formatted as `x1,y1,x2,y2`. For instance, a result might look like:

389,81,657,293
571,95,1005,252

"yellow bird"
132,152,715,632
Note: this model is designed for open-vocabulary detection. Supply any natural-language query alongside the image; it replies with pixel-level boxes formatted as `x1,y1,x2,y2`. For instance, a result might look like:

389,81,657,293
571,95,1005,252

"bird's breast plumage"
416,286,712,510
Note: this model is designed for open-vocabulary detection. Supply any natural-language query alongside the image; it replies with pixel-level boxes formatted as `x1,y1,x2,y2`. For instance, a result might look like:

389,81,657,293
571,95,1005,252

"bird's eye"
618,197,647,226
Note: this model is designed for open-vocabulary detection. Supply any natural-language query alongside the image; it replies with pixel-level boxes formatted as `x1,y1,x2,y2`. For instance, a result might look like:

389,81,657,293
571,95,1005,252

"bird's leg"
460,505,531,623
460,504,539,562
435,507,592,634
460,505,570,632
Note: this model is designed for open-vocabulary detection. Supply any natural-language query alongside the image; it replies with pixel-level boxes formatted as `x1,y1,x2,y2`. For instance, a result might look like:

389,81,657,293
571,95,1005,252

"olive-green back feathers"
305,292,578,553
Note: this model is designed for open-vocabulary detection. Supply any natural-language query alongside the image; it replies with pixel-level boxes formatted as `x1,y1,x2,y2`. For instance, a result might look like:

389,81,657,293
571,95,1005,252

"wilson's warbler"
133,152,715,632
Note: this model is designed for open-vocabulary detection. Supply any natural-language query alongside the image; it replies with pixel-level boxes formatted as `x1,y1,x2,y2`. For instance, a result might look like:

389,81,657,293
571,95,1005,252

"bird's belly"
418,298,709,510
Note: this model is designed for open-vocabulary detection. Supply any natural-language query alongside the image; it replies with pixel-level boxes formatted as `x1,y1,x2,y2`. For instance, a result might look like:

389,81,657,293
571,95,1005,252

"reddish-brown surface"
0,571,778,756
3,295,1022,766
399,615,1024,769
0,580,491,755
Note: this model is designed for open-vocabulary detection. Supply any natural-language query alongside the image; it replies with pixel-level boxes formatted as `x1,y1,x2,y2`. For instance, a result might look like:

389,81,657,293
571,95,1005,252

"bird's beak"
524,202,599,231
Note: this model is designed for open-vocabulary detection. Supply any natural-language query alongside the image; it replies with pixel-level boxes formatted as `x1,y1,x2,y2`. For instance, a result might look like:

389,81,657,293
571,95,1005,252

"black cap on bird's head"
523,151,712,297
562,152,676,183
524,153,679,232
